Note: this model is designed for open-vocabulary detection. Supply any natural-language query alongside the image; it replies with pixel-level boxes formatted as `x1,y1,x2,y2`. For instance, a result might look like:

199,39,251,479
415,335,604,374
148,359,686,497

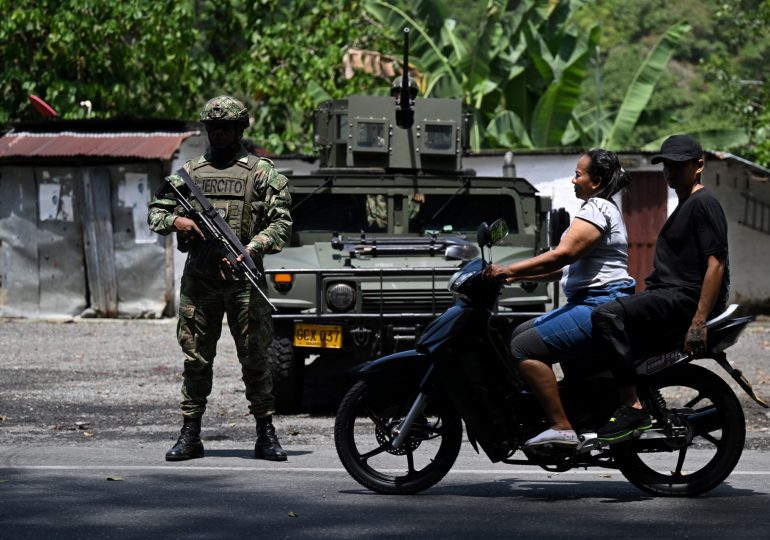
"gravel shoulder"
1,317,768,448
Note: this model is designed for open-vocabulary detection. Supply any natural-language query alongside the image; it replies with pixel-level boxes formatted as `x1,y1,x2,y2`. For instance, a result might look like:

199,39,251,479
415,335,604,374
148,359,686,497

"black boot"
165,416,204,461
255,415,287,461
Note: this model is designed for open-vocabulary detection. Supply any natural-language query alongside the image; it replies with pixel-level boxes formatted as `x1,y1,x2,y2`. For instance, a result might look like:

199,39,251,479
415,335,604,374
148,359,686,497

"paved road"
1,318,769,538
1,443,769,539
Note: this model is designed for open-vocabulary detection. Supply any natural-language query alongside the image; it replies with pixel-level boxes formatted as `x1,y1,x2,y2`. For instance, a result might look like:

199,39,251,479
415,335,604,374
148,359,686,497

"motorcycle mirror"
476,222,491,248
489,219,509,244
445,243,481,261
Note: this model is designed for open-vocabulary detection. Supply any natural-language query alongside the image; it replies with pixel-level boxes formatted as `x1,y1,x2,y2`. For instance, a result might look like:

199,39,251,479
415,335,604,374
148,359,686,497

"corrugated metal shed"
0,130,198,160
0,119,200,318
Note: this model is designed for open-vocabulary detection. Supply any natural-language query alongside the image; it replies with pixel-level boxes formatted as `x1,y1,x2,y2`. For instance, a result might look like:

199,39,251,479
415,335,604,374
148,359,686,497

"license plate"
293,323,343,349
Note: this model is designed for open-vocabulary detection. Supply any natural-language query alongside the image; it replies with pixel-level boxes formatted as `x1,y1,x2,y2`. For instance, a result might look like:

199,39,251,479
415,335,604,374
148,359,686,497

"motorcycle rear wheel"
334,380,463,495
616,364,745,497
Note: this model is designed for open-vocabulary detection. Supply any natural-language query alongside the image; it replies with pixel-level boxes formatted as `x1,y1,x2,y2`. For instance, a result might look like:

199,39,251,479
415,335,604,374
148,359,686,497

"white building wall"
702,160,770,304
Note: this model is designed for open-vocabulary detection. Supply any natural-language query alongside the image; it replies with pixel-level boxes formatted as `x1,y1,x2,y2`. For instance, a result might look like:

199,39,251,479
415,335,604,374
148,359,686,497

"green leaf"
530,25,599,148
441,18,467,60
486,110,533,148
307,81,332,105
469,109,485,151
603,21,690,150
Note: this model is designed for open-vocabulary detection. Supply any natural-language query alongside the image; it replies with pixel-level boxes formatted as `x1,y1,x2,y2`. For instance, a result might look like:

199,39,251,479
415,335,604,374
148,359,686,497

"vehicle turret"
313,28,470,173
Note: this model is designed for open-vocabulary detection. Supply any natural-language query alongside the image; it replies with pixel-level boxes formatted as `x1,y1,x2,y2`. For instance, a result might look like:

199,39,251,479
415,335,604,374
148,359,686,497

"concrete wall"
702,159,770,305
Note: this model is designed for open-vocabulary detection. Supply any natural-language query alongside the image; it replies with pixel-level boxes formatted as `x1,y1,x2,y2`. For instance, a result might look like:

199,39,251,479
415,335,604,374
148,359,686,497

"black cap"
651,134,703,164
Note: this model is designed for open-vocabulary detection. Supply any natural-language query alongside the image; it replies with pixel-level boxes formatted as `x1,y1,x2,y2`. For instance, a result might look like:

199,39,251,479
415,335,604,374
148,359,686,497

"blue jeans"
529,279,635,359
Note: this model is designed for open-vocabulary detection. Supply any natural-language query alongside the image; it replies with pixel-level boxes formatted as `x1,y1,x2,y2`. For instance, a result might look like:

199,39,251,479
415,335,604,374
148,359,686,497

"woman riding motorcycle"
483,149,634,448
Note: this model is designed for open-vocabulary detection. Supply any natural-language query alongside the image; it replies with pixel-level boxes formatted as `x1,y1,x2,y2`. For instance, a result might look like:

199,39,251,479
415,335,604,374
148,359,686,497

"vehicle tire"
616,364,745,497
334,380,462,495
266,336,303,414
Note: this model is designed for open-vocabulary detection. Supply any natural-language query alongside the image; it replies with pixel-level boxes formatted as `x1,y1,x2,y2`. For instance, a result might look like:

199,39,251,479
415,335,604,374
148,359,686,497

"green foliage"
569,21,690,150
205,0,390,153
700,0,770,166
574,0,768,163
0,0,388,153
603,21,688,149
365,0,600,150
0,0,204,123
3,0,768,163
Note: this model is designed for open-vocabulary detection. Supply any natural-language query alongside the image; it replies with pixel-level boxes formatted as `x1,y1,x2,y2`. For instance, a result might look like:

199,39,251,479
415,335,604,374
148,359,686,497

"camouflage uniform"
366,193,424,230
148,98,292,420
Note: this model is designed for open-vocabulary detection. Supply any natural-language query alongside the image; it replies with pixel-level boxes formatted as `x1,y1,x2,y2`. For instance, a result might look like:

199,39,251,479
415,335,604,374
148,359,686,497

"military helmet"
390,76,419,100
200,96,249,128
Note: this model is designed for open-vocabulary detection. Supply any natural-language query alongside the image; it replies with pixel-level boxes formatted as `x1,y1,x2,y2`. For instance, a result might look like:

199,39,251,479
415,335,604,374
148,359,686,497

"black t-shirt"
646,187,730,313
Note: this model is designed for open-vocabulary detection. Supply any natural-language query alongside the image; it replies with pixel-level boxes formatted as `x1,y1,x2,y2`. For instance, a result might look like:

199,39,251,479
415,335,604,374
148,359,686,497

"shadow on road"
203,448,314,459
341,476,760,501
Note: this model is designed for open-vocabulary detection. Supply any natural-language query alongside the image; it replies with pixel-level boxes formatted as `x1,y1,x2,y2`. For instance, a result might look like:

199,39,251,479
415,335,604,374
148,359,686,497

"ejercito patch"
199,178,246,196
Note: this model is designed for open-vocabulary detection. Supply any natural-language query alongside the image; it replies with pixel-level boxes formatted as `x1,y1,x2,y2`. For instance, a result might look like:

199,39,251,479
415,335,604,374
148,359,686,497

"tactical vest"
190,154,262,243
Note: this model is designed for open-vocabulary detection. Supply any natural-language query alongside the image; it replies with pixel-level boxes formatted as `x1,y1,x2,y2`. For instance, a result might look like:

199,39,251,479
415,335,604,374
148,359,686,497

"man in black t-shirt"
591,134,730,442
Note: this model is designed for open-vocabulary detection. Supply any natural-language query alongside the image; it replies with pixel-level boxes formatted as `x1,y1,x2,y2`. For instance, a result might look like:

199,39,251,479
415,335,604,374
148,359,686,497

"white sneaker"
525,428,579,447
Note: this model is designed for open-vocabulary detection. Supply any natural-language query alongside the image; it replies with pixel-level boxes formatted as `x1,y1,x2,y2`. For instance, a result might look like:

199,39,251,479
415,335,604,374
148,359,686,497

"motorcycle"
334,219,768,497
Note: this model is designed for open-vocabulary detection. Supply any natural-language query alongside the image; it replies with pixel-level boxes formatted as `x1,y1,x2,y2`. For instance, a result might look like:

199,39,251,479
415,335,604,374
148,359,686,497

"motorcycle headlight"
448,269,474,292
326,282,356,312
448,257,484,293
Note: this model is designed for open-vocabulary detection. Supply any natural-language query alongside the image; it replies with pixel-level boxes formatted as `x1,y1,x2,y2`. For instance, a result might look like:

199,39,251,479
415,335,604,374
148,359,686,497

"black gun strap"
174,167,215,213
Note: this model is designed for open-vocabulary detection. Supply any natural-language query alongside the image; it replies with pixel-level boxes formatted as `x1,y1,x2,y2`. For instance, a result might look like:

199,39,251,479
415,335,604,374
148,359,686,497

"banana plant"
364,0,598,150
566,21,697,150
602,21,689,149
523,10,600,148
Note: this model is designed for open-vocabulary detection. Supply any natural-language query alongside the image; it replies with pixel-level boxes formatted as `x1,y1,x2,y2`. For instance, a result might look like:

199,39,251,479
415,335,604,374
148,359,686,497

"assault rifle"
164,167,276,311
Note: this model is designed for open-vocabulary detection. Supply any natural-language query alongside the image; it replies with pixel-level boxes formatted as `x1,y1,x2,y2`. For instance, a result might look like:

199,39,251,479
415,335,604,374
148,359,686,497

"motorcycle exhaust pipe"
684,405,721,434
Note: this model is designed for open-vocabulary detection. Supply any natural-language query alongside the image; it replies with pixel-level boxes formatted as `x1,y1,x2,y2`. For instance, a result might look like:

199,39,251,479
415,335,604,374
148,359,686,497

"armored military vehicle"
262,32,557,412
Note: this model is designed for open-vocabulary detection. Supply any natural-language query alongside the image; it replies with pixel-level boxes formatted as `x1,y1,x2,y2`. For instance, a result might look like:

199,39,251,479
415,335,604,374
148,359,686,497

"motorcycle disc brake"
376,419,422,455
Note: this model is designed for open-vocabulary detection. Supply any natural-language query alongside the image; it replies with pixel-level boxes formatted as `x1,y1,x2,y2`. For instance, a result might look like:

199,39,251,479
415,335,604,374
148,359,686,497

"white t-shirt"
561,197,631,300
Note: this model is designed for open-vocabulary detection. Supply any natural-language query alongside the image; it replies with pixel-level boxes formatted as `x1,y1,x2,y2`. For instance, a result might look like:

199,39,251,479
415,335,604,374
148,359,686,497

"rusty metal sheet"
0,131,197,160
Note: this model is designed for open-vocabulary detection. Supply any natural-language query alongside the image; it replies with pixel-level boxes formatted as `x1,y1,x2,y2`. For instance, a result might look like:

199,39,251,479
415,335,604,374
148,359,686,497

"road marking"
2,465,769,475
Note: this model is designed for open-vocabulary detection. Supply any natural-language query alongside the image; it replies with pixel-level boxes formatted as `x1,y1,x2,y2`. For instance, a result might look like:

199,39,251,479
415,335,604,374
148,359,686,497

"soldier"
390,75,419,104
148,96,292,462
365,192,424,231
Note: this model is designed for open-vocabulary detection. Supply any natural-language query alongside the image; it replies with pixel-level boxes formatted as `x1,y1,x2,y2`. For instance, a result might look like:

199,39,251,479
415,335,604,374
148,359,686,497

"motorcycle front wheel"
616,364,745,497
334,379,463,495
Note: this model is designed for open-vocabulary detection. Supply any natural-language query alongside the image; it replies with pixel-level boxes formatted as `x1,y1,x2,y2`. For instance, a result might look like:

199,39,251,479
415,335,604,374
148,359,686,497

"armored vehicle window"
355,121,387,149
423,124,453,151
290,193,386,233
409,193,518,234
